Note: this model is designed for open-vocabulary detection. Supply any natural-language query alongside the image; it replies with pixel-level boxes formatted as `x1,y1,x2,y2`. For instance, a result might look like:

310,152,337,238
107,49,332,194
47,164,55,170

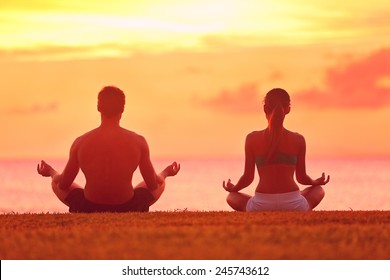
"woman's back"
248,129,303,193
223,88,329,211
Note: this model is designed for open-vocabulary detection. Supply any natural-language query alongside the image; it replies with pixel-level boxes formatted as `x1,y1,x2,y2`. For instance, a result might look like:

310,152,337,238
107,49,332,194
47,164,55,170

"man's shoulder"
118,128,150,149
76,128,99,141
75,127,148,147
120,127,145,139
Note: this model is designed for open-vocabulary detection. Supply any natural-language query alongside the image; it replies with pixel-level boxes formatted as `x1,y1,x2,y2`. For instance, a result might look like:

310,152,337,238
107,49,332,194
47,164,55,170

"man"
37,85,180,212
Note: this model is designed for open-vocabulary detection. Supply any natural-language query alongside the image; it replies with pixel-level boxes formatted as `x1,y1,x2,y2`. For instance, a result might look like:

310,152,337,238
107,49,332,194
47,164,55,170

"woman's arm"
223,133,256,192
295,135,330,186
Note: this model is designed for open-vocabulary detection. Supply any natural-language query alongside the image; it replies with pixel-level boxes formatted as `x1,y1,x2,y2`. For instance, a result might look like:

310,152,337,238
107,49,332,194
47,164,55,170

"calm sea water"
0,157,389,213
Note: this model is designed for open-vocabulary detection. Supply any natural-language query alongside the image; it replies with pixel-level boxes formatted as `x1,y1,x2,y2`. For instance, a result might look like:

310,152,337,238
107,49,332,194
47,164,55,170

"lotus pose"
223,88,329,211
38,85,180,212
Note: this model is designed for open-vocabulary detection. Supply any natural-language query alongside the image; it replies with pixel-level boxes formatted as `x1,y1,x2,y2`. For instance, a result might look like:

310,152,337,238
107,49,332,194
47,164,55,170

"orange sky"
1,0,390,159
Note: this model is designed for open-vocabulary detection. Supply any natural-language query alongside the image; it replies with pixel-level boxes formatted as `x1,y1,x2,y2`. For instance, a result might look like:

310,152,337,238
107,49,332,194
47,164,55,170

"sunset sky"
1,0,390,159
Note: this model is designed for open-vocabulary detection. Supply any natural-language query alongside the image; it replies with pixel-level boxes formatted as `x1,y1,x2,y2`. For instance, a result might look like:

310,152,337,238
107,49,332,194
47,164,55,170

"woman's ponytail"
264,88,290,164
266,103,286,163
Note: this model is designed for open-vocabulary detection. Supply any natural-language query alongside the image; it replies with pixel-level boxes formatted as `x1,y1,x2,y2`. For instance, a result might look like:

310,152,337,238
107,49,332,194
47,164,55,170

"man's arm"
37,138,80,190
138,136,158,191
58,139,80,190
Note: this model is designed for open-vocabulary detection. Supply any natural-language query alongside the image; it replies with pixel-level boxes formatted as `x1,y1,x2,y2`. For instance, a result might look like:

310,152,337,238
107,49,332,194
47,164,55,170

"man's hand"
162,162,181,177
37,160,58,177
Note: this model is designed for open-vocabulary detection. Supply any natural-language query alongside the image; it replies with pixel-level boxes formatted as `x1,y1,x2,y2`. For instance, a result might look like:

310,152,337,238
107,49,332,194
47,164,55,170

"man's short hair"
98,86,125,117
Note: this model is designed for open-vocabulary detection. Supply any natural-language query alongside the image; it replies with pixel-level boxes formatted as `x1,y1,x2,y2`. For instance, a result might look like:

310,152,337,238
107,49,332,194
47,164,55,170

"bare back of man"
76,126,145,204
37,86,180,212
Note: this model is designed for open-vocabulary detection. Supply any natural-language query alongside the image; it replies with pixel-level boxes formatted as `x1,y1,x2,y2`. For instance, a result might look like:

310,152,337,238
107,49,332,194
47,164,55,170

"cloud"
201,35,262,50
7,102,58,115
294,48,390,108
0,0,63,11
199,84,262,114
268,70,284,81
0,44,132,61
0,0,112,12
183,66,203,75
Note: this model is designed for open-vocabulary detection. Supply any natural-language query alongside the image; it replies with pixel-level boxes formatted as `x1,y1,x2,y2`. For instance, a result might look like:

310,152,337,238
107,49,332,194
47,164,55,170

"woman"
223,88,330,211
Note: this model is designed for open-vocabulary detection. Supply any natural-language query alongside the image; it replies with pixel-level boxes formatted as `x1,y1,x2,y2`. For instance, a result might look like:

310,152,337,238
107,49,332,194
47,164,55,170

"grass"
1,211,390,260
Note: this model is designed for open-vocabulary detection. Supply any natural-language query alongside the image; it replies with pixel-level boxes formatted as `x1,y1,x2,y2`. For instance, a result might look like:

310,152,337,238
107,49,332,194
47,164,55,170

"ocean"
0,157,389,213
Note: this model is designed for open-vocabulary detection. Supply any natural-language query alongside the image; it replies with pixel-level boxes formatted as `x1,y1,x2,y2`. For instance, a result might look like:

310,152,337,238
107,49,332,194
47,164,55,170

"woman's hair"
98,86,126,117
264,88,291,163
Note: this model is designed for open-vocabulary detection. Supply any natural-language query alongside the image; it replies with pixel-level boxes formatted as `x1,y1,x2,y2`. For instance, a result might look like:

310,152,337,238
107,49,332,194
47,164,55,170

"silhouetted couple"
38,86,329,213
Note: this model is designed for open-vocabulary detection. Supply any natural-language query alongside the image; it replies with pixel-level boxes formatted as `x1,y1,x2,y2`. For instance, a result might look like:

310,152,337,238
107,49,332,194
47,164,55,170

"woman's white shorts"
246,191,309,211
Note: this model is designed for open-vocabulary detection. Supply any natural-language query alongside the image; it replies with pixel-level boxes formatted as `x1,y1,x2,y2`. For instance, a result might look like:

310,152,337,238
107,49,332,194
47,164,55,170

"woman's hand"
223,179,236,192
313,172,330,186
37,160,57,177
